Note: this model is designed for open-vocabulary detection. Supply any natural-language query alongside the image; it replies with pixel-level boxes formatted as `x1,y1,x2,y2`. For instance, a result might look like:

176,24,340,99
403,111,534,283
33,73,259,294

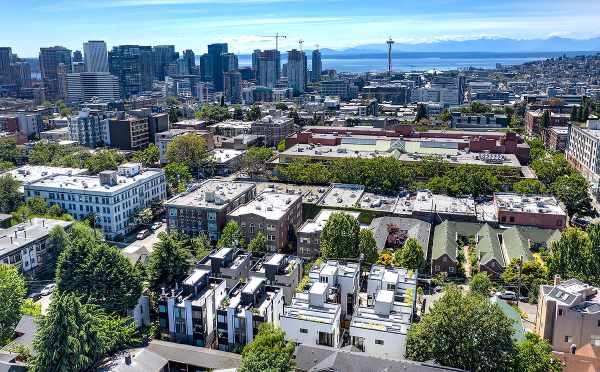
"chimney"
124,353,132,365
554,275,561,286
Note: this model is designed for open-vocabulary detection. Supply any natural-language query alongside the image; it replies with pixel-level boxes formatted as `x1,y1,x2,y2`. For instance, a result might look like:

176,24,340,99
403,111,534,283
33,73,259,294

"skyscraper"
9,61,31,88
311,48,322,82
287,49,307,95
221,53,238,73
183,49,195,75
152,45,178,81
199,53,212,82
66,72,120,104
224,71,242,104
108,45,154,98
207,43,228,91
0,47,11,83
83,41,109,72
252,49,260,72
256,50,279,88
73,50,83,63
39,46,72,100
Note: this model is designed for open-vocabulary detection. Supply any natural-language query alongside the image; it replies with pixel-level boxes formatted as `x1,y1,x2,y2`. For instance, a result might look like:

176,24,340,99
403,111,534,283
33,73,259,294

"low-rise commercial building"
494,193,567,229
166,180,256,241
209,149,244,176
155,129,214,164
25,163,166,239
227,192,302,252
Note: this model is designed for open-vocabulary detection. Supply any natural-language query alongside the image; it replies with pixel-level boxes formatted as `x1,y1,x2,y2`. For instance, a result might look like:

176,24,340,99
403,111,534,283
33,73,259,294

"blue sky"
3,0,600,57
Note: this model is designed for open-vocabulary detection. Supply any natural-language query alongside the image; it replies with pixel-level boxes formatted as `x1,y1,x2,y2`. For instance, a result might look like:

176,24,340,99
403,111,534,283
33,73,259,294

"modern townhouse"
196,247,252,289
249,253,303,304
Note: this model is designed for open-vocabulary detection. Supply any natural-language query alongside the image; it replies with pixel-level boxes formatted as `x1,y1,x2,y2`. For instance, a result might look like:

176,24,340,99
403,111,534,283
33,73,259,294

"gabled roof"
501,226,561,263
431,220,481,261
476,224,504,266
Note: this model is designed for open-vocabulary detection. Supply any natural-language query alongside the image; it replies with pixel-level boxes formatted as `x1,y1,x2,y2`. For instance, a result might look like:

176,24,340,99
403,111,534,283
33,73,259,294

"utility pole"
516,255,523,309
386,37,395,79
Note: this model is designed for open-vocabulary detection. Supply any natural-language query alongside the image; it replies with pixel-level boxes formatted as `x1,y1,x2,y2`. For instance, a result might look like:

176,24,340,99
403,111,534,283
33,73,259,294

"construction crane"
258,33,287,53
386,37,395,78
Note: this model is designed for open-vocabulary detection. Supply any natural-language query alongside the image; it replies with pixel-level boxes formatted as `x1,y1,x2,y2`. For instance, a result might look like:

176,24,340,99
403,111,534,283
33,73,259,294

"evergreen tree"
147,231,193,294
218,220,245,248
239,323,295,372
0,174,21,213
0,264,26,345
540,110,551,129
570,106,579,122
39,225,69,279
358,229,378,264
415,104,428,123
393,238,425,270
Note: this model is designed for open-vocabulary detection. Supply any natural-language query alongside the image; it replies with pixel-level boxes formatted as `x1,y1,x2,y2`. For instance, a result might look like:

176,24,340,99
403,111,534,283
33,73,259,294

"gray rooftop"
368,216,431,252
166,180,255,210
0,218,73,257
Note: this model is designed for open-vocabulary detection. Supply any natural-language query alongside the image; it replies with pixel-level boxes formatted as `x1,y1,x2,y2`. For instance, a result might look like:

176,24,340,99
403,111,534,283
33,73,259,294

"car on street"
136,229,150,240
498,290,518,301
150,221,162,231
28,292,42,301
40,284,55,296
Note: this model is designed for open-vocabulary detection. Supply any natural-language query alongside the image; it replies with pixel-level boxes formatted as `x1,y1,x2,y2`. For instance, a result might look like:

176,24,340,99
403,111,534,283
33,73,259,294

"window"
300,328,308,334
375,339,384,345
387,283,395,291
434,265,440,271
318,331,334,347
558,309,563,316
592,336,600,347
564,336,573,343
449,267,456,273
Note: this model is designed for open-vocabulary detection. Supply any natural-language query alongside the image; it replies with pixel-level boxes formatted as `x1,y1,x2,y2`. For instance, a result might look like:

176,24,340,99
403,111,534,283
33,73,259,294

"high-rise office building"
311,49,322,82
207,43,228,91
0,47,12,82
83,41,109,73
108,45,154,98
287,49,307,95
66,72,120,104
10,61,32,88
73,50,83,63
224,71,242,104
152,45,178,81
256,50,279,88
72,62,86,73
183,49,195,75
199,53,212,82
221,53,238,73
252,49,260,72
39,46,72,100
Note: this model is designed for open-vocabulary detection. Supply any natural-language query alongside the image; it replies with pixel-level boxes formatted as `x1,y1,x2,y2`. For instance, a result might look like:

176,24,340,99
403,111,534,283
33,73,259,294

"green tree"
164,162,192,192
276,139,286,152
165,133,210,174
135,207,153,227
84,149,124,174
570,106,579,122
415,104,428,123
248,232,267,256
320,212,360,260
242,147,274,179
275,102,288,111
548,227,599,285
218,220,245,248
196,104,231,122
245,104,262,121
133,144,160,167
239,323,296,372
530,153,572,185
31,293,138,372
0,174,21,213
502,258,549,300
551,173,593,216
513,332,562,372
40,225,70,279
469,272,493,296
527,138,546,162
0,137,22,164
539,110,551,129
190,233,212,260
437,109,452,123
147,231,193,294
512,179,545,194
56,239,142,314
0,264,26,345
359,229,378,264
405,287,515,371
394,238,425,270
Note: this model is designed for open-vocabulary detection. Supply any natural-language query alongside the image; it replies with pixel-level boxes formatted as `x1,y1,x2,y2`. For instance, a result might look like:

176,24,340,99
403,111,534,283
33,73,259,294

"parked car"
498,290,518,301
40,284,55,296
150,221,162,231
136,229,150,240
28,292,42,301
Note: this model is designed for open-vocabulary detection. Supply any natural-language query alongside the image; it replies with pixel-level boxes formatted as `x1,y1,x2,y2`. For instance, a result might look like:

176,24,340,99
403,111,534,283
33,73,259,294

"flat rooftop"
228,192,301,220
412,190,476,216
298,209,360,234
282,294,341,324
369,265,417,285
166,180,255,210
495,193,566,216
318,184,365,208
0,218,73,256
310,261,360,281
211,149,244,164
2,165,87,188
26,169,163,194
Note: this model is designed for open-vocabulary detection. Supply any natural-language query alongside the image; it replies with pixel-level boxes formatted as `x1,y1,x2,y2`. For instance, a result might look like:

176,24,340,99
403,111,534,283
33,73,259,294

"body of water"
237,51,593,73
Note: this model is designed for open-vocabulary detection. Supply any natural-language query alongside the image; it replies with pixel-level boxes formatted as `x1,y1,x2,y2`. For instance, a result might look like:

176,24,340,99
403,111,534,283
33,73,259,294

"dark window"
300,328,308,334
375,339,384,345
558,309,563,316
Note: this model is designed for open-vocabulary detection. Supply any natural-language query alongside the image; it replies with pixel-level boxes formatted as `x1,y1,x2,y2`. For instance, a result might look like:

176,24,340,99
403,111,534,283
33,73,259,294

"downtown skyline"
3,0,600,57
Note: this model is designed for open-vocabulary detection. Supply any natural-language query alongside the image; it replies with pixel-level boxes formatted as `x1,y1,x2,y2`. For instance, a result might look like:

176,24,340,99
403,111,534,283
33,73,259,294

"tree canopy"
393,238,425,271
196,104,231,122
359,229,378,265
0,264,26,345
245,105,262,121
147,231,193,294
512,332,562,372
548,227,600,286
218,220,245,248
406,287,516,371
164,162,192,193
165,133,211,173
132,144,160,167
84,149,125,174
469,272,493,296
242,147,274,180
0,174,22,213
248,232,267,256
320,212,360,260
239,323,296,372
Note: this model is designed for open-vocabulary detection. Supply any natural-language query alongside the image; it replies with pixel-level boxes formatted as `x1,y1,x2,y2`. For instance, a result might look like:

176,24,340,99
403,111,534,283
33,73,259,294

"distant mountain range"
314,37,600,56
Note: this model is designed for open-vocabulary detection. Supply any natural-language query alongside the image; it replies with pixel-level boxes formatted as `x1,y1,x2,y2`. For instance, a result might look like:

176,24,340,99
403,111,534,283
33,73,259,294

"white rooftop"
298,209,360,234
228,192,300,220
211,149,244,164
494,193,566,216
2,165,87,191
166,180,255,210
318,184,365,208
0,218,73,256
412,190,476,216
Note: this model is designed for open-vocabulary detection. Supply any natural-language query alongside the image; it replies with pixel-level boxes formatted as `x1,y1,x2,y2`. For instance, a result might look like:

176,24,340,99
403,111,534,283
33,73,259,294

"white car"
40,284,56,296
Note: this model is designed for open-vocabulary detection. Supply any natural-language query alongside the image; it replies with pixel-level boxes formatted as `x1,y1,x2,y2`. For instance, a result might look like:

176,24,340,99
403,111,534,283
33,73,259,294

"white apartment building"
69,110,111,148
280,282,342,348
1,165,87,192
216,277,284,352
308,260,360,320
24,163,166,239
66,72,120,104
566,120,600,183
